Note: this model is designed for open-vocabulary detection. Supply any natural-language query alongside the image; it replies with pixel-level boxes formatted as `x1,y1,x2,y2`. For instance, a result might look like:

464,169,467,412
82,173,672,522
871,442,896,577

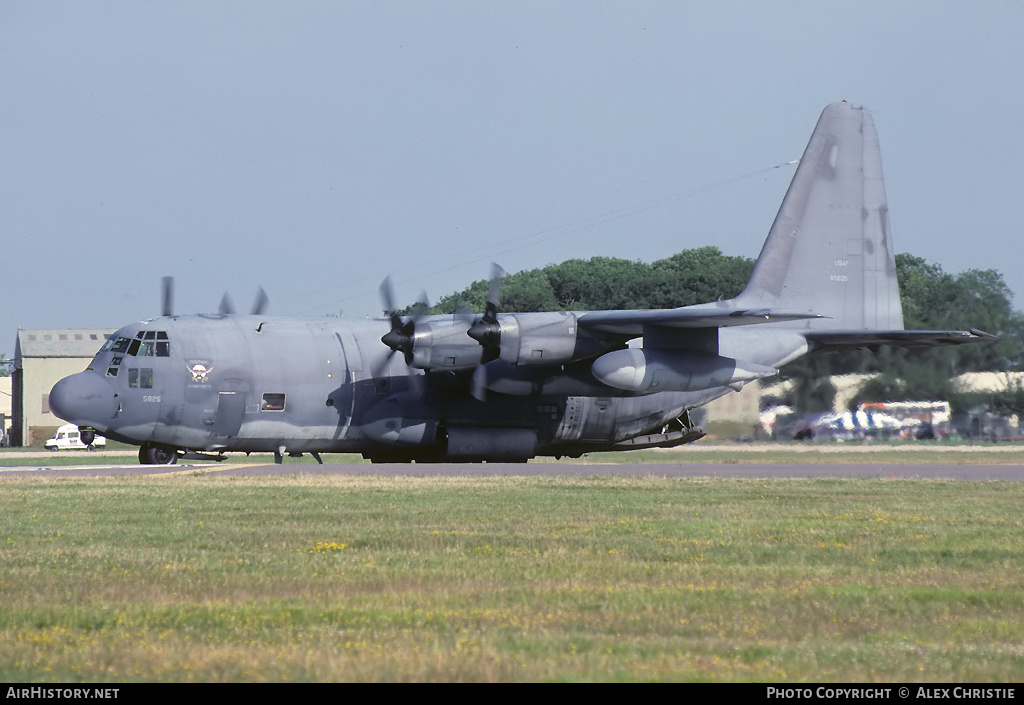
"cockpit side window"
105,356,122,377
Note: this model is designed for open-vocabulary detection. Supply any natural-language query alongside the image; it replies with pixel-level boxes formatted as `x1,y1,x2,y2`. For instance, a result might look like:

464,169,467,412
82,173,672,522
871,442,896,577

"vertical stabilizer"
734,102,904,331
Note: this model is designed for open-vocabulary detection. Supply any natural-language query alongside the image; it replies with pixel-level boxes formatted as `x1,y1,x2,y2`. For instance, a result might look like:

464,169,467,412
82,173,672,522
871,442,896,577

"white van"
44,424,107,451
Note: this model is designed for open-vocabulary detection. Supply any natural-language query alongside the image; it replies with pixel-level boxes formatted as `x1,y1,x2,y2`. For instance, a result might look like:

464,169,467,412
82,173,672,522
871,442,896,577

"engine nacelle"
396,311,594,371
591,348,777,393
407,319,480,370
497,312,580,366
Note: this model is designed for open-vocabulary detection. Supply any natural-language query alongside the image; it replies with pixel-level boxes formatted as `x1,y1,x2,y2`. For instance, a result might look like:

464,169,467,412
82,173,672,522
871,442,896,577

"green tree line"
428,247,755,314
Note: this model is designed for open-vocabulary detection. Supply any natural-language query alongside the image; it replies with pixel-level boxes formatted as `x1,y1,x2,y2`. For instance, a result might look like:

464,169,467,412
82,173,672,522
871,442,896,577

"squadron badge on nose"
186,361,213,384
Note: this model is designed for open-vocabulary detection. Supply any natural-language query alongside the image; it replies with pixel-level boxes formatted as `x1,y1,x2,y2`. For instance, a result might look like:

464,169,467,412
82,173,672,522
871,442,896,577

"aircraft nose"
49,371,118,429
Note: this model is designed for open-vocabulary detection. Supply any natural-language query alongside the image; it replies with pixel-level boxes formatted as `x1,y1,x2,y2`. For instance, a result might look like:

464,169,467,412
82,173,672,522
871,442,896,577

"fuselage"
48,312,809,462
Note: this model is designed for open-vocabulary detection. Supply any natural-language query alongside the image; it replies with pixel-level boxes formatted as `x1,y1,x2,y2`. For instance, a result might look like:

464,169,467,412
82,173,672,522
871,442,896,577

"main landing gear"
139,443,178,465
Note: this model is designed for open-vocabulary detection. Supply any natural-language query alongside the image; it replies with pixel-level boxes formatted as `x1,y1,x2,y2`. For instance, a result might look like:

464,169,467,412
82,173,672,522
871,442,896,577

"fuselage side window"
261,393,286,411
128,368,154,389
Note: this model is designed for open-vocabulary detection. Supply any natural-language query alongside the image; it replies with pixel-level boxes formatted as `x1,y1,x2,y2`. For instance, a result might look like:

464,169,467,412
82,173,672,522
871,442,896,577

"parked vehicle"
44,424,106,451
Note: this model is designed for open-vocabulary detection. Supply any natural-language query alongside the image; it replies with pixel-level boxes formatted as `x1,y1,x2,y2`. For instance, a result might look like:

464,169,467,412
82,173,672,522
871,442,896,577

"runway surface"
2,461,1024,480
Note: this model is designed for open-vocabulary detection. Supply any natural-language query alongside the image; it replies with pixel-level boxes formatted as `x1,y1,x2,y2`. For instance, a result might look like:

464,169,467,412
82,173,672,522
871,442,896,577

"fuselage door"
211,391,246,438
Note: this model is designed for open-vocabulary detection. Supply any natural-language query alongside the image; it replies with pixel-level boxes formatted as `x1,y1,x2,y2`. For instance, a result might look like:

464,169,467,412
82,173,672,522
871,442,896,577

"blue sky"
3,2,1022,355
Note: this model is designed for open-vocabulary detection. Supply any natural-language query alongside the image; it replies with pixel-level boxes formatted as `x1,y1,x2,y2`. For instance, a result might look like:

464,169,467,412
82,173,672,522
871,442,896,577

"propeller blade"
218,293,235,315
408,369,426,398
372,349,397,380
470,364,488,402
250,287,269,316
414,290,431,316
486,263,505,310
379,276,396,316
453,299,475,324
161,276,174,317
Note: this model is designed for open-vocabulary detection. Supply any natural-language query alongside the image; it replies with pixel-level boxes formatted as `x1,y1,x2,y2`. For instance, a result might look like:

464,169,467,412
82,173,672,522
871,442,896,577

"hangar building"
11,329,114,446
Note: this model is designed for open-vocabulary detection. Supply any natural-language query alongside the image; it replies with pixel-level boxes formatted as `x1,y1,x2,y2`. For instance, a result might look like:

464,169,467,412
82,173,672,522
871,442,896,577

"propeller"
376,275,429,376
217,287,269,315
466,263,506,400
161,275,269,317
467,263,505,364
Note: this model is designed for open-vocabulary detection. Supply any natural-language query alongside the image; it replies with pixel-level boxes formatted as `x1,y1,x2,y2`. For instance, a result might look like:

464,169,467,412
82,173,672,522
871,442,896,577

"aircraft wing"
805,329,998,352
576,308,824,335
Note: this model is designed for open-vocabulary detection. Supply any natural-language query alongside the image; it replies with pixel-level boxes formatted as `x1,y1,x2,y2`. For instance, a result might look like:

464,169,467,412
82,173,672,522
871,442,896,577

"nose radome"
49,371,118,428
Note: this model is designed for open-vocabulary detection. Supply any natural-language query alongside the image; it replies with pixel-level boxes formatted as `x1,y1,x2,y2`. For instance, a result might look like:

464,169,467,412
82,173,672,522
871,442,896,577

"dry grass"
1,475,1022,681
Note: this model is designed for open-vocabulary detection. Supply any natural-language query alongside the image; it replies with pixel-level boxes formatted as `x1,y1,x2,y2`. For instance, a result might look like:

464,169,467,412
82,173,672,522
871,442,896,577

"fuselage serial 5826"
50,102,993,464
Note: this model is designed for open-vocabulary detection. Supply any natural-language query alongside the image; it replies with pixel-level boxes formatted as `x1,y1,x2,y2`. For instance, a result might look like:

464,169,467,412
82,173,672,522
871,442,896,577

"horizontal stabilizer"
806,329,997,352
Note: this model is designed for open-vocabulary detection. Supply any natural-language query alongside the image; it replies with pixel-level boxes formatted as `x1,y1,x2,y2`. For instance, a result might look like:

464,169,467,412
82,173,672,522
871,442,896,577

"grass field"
2,473,1023,682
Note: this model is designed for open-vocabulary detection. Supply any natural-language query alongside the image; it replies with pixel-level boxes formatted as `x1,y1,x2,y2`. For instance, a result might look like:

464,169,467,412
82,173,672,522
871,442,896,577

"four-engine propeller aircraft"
50,102,994,464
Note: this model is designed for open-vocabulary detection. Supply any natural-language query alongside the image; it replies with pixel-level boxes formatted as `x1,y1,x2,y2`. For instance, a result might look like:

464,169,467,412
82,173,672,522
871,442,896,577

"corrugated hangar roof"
15,329,115,361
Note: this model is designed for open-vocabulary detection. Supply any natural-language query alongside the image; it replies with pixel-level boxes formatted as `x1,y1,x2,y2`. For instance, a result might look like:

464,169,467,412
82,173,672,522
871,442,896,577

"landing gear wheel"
139,443,178,465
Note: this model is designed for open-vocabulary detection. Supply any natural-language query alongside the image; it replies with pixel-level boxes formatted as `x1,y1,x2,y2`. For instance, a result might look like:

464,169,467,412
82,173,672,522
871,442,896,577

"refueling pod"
591,348,777,393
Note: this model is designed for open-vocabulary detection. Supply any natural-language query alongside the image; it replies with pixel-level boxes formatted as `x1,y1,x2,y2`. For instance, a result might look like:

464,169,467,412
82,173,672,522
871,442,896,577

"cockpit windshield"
101,329,171,381
101,330,171,357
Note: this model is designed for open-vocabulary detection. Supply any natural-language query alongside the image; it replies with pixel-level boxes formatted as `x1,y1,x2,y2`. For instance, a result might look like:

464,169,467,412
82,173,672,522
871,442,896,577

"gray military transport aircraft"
50,102,993,464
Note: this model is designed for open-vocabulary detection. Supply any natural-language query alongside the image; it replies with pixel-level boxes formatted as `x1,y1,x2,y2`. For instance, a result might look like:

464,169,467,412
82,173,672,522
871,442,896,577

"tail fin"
734,101,904,331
